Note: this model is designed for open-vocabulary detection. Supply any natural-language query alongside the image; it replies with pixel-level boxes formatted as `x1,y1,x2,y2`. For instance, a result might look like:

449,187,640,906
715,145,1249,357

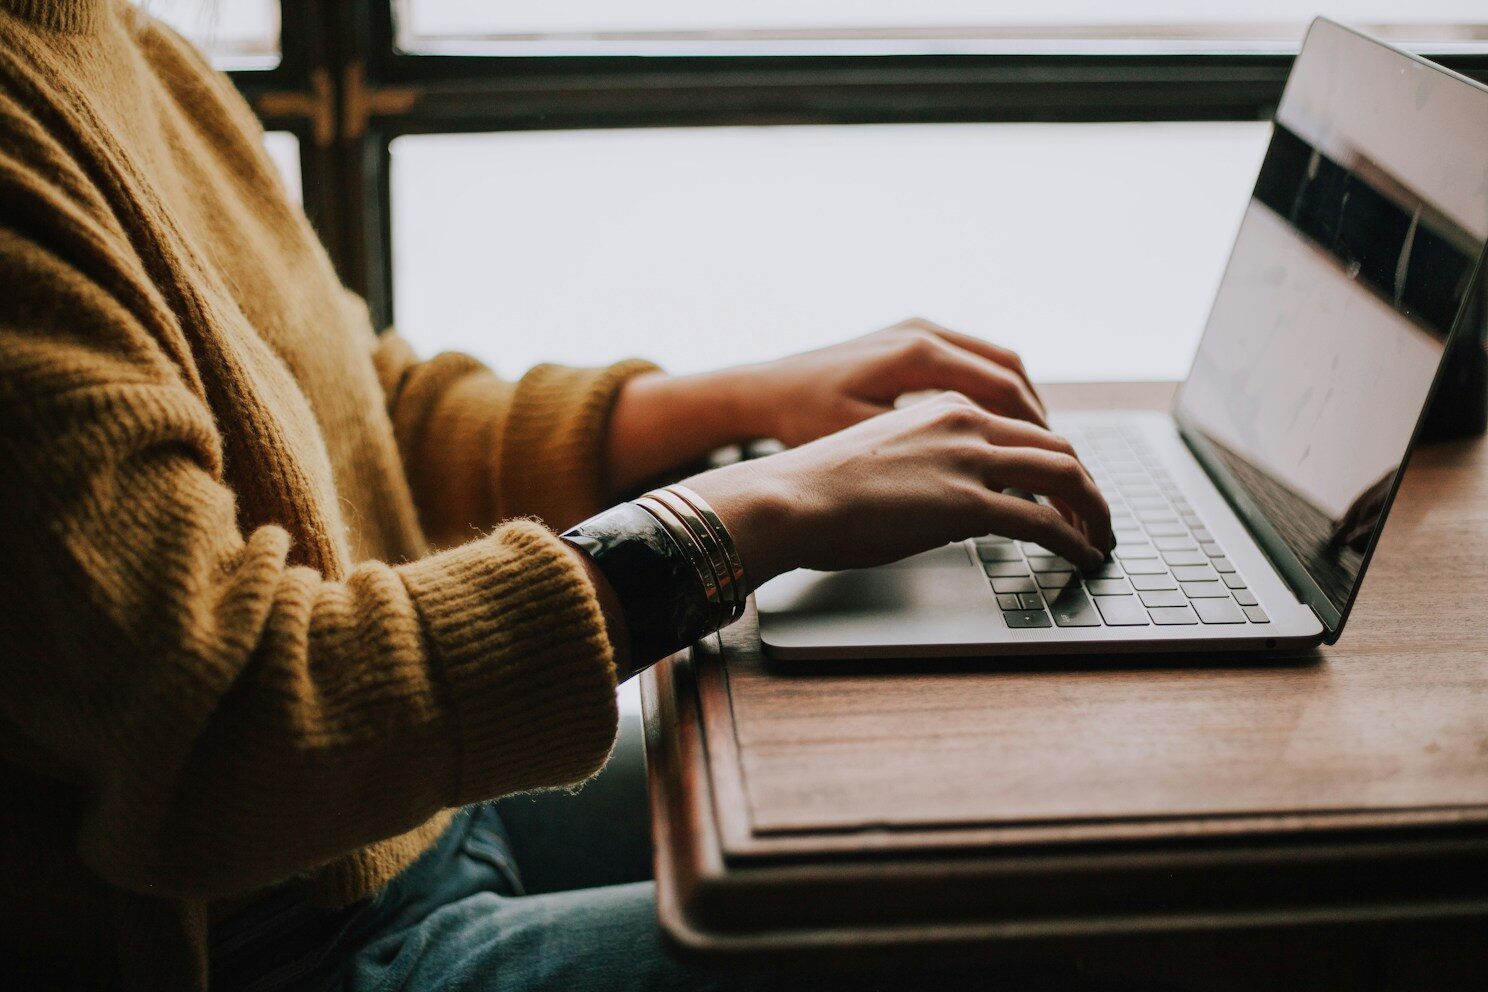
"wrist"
683,461,798,587
699,362,780,442
608,368,766,492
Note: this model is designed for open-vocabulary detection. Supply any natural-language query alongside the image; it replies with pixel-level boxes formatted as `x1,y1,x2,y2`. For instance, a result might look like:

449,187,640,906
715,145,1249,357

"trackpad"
756,545,998,653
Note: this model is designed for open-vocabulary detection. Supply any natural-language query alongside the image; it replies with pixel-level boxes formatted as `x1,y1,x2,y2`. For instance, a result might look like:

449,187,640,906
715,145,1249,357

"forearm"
605,368,767,494
374,332,660,534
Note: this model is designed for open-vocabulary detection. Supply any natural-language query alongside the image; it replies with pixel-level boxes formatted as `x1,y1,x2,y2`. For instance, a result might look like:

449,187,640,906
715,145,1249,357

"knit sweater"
0,1,657,987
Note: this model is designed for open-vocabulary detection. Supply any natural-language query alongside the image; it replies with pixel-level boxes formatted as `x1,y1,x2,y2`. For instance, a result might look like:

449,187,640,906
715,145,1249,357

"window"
398,1,1488,54
139,0,280,69
262,131,302,204
391,121,1268,382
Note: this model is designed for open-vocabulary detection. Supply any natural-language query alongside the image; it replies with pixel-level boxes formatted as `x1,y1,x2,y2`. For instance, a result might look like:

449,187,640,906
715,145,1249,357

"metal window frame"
229,0,1488,331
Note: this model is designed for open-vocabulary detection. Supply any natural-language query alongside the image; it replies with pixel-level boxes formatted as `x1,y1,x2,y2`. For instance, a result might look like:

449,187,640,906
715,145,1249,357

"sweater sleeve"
370,325,659,544
0,225,620,899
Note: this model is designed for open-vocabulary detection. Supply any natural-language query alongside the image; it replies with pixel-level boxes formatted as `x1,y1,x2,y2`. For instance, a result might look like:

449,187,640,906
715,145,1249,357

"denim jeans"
208,716,1104,992
211,802,735,992
214,803,1108,992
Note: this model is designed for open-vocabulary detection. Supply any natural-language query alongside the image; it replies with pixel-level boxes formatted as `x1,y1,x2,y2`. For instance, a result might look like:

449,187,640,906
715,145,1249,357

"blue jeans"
209,717,1095,992
214,805,1098,992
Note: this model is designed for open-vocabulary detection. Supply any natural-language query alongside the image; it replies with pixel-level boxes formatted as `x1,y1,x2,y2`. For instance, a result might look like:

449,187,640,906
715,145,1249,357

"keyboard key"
1093,595,1151,626
1086,578,1132,596
1137,509,1178,523
976,543,1023,562
1180,581,1230,598
984,561,1031,577
996,594,1022,610
1002,609,1052,628
1243,606,1270,623
1088,561,1125,579
1019,592,1045,610
1162,550,1208,566
1193,598,1245,624
1029,556,1075,573
1139,589,1188,608
1049,586,1102,627
1114,544,1158,559
1145,521,1188,537
974,534,1012,546
1131,574,1179,591
1192,528,1214,542
1172,564,1218,582
1121,558,1170,574
992,577,1038,594
1200,542,1225,557
1149,606,1199,625
1182,514,1205,528
1036,571,1078,590
1154,536,1197,550
1223,574,1248,589
1114,527,1145,543
1212,557,1236,573
1233,589,1259,607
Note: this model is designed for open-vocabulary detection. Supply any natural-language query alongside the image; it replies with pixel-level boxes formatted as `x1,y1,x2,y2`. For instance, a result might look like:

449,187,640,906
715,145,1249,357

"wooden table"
641,382,1488,989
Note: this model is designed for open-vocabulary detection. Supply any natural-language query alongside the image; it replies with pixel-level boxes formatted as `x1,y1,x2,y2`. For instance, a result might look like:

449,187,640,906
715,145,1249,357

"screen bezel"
1171,17,1488,643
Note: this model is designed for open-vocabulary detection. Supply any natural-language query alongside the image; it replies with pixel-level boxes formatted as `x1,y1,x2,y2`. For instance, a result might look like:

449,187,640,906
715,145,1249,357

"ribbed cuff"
398,520,620,804
499,359,661,529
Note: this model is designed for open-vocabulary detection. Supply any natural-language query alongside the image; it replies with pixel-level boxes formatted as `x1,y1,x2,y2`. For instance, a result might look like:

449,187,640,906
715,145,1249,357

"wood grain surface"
642,381,1488,971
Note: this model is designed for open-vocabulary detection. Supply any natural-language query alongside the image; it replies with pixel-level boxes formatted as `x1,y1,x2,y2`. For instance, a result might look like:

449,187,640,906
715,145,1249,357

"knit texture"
0,2,657,987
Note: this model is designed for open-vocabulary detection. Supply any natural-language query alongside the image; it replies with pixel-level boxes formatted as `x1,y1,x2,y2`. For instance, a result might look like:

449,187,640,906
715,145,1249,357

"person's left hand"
606,317,1050,495
726,317,1047,447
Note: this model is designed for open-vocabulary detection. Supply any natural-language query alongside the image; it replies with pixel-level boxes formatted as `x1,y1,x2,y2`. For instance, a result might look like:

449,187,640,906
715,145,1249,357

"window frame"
232,0,1488,331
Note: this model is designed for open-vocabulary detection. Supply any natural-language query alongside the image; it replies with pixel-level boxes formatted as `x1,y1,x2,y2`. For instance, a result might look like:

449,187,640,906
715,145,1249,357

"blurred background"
141,0,1488,708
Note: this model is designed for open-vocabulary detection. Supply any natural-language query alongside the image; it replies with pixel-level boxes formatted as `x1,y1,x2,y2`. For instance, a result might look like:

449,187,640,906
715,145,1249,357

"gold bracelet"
667,484,748,620
646,488,740,624
634,495,724,622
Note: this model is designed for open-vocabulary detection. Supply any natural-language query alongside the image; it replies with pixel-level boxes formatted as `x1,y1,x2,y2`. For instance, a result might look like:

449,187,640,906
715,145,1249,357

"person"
0,1,1113,989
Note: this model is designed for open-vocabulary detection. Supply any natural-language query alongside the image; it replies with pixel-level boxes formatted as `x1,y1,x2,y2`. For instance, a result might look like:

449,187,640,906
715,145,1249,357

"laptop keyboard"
972,426,1270,630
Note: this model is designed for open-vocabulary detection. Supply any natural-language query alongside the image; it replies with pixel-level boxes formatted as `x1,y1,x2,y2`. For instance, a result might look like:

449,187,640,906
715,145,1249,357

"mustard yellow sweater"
0,1,655,987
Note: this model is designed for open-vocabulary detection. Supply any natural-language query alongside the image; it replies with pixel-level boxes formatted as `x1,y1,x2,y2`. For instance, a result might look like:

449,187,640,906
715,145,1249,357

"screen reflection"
1176,19,1488,617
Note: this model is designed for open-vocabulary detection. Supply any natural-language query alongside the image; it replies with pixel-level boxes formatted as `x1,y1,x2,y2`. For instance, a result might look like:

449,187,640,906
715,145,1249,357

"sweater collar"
0,0,109,32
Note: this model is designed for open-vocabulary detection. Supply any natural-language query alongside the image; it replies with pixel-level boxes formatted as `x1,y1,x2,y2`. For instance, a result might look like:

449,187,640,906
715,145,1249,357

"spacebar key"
1093,595,1151,626
1050,586,1102,627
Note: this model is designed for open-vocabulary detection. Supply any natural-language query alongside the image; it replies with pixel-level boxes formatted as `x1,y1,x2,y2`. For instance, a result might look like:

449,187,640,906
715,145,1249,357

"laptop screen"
1174,19,1488,632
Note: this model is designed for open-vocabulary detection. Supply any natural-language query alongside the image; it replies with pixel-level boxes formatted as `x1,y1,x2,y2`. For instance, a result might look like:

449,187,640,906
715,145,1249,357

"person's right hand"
683,391,1114,588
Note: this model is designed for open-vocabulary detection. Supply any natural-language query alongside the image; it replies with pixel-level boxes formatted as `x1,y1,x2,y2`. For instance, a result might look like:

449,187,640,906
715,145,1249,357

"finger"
972,414,1089,471
1049,495,1087,539
900,318,1045,417
981,492,1104,569
968,414,1104,503
985,448,1114,552
901,340,1048,428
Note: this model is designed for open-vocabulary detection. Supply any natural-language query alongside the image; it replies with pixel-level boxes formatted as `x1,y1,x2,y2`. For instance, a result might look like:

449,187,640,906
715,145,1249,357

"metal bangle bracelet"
642,488,740,622
667,484,748,615
634,494,725,619
560,501,715,667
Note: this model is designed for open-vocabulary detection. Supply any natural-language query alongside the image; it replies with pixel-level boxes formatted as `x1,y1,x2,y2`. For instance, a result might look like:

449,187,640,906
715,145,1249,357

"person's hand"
682,391,1113,587
605,318,1048,493
730,317,1047,446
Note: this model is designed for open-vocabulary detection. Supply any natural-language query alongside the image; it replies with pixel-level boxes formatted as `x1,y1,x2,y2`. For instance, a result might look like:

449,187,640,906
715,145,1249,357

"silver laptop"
757,19,1488,660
